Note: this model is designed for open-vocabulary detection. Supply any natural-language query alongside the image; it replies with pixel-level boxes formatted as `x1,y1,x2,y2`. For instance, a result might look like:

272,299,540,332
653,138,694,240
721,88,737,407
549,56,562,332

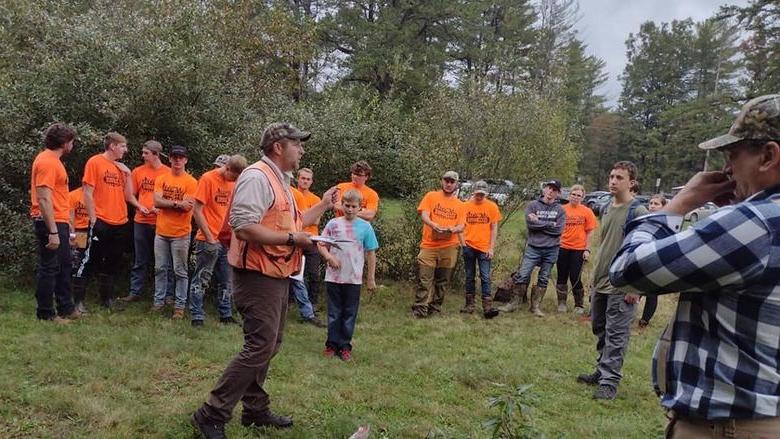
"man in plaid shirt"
610,94,780,438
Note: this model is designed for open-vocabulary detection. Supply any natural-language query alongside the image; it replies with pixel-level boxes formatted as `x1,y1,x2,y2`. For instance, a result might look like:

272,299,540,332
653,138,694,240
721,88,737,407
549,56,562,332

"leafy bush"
0,203,37,279
372,199,420,280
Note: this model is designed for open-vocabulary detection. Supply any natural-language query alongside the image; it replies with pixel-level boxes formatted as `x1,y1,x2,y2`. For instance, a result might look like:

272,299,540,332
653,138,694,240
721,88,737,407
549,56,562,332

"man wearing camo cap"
192,122,339,437
610,94,780,437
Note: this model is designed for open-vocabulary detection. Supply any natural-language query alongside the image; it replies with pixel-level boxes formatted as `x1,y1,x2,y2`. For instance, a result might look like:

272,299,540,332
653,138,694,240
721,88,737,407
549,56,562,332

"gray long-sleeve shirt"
524,198,565,248
229,156,296,232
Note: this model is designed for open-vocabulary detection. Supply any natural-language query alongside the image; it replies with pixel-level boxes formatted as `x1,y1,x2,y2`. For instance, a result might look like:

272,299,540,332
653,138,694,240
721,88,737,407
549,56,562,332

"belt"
667,410,780,438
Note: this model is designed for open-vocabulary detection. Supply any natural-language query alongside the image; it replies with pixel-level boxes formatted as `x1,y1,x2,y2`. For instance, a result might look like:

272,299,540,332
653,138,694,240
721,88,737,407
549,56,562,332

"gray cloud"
575,0,749,107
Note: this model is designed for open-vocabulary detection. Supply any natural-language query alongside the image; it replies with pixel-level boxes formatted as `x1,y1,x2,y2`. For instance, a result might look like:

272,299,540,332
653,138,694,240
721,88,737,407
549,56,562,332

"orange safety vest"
227,161,303,278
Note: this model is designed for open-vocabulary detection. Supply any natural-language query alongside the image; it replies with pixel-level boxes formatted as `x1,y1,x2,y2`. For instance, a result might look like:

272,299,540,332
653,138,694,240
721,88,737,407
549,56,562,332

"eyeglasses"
352,172,368,177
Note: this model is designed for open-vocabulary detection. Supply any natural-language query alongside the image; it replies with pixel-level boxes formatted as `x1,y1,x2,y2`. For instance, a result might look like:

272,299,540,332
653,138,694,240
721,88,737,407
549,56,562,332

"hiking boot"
151,304,164,312
339,348,352,362
63,309,82,320
45,316,72,325
191,320,204,328
529,285,546,317
75,302,89,315
573,287,585,310
576,371,601,385
219,316,239,325
302,315,326,328
412,308,428,318
164,297,175,306
241,410,293,429
120,294,143,302
460,294,476,313
482,297,499,319
172,308,185,320
556,285,568,313
323,346,337,358
497,283,527,313
573,306,586,315
190,412,226,439
592,384,617,400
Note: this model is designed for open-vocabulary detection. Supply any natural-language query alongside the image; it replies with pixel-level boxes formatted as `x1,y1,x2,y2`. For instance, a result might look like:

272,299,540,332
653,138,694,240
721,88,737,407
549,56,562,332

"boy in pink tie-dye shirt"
318,189,379,361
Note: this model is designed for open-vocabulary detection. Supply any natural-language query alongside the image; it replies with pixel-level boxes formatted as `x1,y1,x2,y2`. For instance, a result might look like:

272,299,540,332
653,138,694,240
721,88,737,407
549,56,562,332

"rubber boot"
72,276,88,314
98,274,121,310
460,294,476,313
573,287,585,315
556,284,568,313
497,283,527,313
482,297,499,319
529,284,546,317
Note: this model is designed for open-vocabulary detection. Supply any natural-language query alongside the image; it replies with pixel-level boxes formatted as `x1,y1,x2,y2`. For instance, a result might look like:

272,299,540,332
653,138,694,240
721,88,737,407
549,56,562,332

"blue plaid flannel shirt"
609,185,780,420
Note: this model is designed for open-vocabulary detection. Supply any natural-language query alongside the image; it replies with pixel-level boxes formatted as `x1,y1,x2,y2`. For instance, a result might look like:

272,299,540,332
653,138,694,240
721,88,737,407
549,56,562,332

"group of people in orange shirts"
29,122,381,330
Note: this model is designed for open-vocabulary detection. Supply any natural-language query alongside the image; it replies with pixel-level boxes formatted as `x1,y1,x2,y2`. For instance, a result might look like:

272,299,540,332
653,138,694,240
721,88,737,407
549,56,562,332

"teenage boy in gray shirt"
576,161,647,400
499,180,565,316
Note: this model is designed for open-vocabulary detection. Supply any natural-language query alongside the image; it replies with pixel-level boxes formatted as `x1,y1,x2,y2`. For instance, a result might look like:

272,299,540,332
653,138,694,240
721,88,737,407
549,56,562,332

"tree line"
0,0,776,277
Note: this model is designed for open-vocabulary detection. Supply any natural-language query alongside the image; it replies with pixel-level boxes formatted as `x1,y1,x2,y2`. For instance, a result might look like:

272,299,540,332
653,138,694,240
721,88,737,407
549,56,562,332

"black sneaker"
302,315,326,328
240,410,293,429
592,384,617,400
190,412,226,439
576,371,601,385
483,308,499,319
191,320,204,327
219,316,239,325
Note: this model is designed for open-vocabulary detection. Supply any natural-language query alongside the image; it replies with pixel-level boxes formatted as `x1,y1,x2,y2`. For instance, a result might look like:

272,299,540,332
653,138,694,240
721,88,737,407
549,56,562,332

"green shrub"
373,199,421,280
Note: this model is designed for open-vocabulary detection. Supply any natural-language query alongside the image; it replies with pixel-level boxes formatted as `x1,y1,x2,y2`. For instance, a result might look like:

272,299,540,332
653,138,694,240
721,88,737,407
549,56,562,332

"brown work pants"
414,245,458,314
197,268,289,423
666,411,780,439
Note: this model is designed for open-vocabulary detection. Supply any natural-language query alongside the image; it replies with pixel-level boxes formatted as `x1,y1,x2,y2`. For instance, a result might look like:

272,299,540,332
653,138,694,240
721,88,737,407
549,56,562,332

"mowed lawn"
0,199,674,438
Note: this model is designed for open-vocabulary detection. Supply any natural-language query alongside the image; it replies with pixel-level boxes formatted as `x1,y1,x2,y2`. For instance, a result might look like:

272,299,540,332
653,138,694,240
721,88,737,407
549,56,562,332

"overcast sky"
576,0,750,107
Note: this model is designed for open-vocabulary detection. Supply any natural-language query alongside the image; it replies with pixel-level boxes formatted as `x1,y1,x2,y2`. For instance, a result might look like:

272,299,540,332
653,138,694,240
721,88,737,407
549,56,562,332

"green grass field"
0,201,675,438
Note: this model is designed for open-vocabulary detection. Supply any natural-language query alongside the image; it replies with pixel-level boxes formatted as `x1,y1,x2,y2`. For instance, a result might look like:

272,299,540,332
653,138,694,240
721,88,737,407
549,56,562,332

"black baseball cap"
169,145,188,157
543,179,562,190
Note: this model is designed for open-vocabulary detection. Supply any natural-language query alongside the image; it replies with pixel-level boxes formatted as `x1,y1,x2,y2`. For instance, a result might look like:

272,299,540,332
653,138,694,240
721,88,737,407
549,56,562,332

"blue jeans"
130,222,174,298
326,282,361,351
289,278,315,320
189,240,232,321
153,235,190,309
512,245,559,288
462,245,492,298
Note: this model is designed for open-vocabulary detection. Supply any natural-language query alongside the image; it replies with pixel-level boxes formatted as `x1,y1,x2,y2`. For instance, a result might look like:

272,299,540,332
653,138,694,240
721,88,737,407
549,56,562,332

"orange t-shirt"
69,188,89,230
417,191,464,249
30,149,70,223
154,171,198,238
294,188,321,235
462,198,502,253
194,169,234,242
335,182,379,218
82,154,128,225
132,163,170,224
560,203,598,250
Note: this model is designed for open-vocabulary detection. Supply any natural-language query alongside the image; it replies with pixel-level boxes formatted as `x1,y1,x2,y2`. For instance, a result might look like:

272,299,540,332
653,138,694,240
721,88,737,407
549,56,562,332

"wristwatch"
286,233,295,246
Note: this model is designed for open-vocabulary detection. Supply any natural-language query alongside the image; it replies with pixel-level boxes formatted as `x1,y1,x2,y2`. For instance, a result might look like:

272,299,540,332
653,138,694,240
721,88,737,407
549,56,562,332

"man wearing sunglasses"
610,94,780,437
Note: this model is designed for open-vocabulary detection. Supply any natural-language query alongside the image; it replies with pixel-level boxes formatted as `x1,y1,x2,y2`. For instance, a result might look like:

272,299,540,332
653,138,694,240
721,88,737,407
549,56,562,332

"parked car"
590,193,613,216
685,202,718,223
458,179,516,206
583,191,609,209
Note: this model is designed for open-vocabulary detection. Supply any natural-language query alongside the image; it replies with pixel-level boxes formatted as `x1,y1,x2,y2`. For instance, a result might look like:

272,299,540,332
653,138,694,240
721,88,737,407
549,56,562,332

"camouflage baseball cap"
473,180,489,195
699,94,780,150
261,122,311,150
